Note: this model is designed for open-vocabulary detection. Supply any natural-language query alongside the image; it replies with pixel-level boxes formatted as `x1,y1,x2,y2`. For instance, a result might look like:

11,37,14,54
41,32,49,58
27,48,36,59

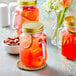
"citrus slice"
24,11,36,21
68,29,76,34
64,16,76,27
64,16,76,33
20,34,33,48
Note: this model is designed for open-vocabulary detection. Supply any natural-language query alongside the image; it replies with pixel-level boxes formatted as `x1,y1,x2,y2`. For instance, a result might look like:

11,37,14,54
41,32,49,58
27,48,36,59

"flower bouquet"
42,0,73,46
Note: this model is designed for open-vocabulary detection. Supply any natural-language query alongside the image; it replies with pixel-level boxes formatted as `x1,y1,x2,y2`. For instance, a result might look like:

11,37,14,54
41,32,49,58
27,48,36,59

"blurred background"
0,0,15,3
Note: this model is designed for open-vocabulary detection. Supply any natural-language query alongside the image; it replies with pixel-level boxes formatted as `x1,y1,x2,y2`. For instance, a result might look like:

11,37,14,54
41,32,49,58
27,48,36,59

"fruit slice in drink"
20,34,32,48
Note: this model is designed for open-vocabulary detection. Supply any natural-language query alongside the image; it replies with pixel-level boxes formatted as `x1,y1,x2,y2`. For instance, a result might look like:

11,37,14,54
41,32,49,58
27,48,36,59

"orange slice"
23,11,36,21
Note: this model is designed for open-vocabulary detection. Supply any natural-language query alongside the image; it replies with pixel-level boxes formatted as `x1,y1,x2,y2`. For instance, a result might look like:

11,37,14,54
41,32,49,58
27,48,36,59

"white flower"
41,2,51,13
41,0,64,13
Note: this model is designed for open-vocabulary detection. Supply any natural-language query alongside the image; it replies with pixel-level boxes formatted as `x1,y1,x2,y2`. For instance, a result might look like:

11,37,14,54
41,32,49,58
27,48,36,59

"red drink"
62,30,76,59
20,33,47,67
62,16,76,60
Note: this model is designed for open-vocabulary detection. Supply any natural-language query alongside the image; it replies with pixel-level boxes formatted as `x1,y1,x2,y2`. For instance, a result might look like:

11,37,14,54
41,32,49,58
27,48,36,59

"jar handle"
42,41,47,60
11,12,17,30
57,27,62,49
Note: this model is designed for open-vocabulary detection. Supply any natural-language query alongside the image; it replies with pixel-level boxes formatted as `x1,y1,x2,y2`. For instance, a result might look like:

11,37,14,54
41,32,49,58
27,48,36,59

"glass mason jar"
57,16,76,60
20,22,47,67
12,0,39,35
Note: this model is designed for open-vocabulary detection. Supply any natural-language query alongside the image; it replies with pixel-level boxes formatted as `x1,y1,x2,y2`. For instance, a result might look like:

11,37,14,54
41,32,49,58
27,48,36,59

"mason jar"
20,22,47,67
12,0,39,35
57,16,76,60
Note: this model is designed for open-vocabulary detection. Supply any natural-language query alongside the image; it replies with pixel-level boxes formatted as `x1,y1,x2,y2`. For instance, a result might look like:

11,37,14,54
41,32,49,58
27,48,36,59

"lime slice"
64,16,76,33
20,34,33,48
68,29,76,34
64,16,76,27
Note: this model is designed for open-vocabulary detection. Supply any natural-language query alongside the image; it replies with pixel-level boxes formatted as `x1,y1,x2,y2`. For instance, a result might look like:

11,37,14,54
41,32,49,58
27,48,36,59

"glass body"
20,32,47,67
12,5,39,35
57,27,76,60
62,29,76,60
